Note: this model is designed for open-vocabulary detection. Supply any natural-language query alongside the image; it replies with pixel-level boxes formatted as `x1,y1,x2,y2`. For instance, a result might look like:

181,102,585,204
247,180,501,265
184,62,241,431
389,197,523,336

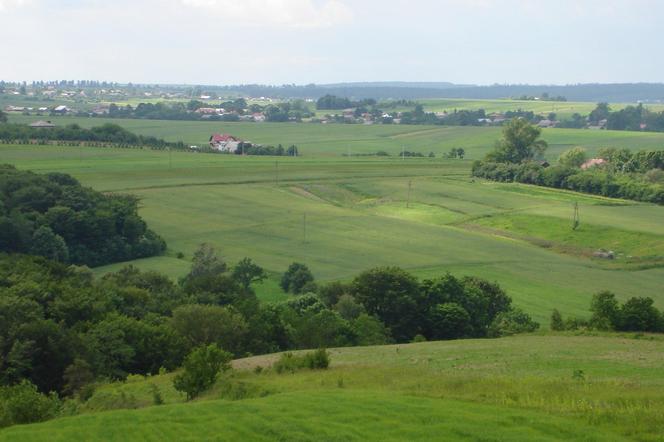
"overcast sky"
1,0,662,85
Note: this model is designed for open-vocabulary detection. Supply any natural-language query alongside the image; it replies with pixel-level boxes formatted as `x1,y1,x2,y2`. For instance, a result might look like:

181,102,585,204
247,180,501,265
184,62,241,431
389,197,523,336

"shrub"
173,344,232,400
550,309,565,331
0,380,61,428
273,349,330,374
488,308,539,337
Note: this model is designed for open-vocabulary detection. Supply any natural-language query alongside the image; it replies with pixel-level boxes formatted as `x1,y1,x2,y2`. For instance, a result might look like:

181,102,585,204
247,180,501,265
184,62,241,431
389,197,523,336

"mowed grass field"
3,334,664,441
2,125,664,325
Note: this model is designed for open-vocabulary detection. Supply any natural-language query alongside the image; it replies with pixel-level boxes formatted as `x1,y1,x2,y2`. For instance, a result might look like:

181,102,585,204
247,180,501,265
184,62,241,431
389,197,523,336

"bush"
488,308,539,337
0,380,61,428
619,297,663,332
173,344,232,400
550,309,565,331
273,349,330,374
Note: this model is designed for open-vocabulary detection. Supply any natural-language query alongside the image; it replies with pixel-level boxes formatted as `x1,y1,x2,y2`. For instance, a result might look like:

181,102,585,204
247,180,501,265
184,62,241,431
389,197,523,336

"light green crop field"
2,334,663,441
416,98,664,119
1,135,664,325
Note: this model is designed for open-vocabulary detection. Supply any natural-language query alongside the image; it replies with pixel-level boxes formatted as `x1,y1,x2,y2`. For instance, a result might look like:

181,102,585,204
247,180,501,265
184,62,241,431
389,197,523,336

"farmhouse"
209,133,242,152
53,105,71,114
581,158,607,170
29,120,56,129
537,119,557,128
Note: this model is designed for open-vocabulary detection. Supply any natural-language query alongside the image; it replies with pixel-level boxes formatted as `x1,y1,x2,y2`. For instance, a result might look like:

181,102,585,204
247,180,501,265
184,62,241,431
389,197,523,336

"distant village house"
29,120,56,129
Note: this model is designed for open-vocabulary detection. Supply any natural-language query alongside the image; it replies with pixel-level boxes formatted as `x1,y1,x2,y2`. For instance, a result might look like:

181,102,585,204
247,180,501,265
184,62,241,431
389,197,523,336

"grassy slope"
3,334,663,441
1,143,664,323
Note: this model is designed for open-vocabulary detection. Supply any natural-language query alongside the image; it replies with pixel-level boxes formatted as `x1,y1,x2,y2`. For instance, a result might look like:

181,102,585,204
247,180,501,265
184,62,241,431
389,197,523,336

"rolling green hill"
2,334,663,441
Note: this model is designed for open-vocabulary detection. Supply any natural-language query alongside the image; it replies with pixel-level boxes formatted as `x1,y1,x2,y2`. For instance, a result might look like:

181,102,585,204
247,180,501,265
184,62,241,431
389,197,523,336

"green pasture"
3,334,663,441
1,142,664,324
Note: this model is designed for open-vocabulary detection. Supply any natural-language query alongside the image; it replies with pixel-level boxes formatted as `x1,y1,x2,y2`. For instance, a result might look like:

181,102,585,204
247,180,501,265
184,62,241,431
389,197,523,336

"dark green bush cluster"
273,349,330,374
551,291,664,332
239,144,299,156
472,161,664,204
0,380,61,428
0,165,166,266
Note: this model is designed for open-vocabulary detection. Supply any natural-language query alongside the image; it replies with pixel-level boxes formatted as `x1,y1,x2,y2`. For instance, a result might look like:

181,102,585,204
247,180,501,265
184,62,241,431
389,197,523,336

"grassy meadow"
2,124,664,325
2,334,664,441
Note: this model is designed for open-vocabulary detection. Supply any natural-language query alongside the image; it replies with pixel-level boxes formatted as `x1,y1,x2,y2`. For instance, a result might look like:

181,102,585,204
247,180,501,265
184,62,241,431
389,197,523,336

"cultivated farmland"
2,122,664,324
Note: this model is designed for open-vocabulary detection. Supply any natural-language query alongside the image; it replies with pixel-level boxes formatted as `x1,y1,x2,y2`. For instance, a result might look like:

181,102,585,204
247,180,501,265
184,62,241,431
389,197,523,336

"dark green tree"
30,227,69,263
352,267,422,342
280,262,314,294
231,258,266,289
429,303,472,339
171,305,247,355
486,118,548,163
589,291,620,330
620,297,662,332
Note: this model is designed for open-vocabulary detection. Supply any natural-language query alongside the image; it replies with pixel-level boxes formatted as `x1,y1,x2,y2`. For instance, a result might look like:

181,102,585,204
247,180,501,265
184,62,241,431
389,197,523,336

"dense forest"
0,165,166,266
0,246,537,396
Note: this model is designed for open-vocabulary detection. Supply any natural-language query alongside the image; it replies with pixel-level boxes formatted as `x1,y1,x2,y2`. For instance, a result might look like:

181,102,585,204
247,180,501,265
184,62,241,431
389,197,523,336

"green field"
416,98,664,119
3,334,663,441
2,131,664,324
8,114,664,160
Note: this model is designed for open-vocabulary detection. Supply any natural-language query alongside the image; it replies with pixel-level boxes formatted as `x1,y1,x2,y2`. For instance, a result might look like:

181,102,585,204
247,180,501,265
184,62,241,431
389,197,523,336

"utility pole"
402,145,405,161
303,212,307,243
407,180,412,208
572,201,580,230
275,160,279,186
168,147,172,170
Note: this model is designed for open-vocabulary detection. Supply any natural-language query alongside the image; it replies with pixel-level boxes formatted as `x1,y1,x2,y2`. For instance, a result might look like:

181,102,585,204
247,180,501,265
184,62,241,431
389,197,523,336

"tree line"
471,119,664,204
551,291,663,333
0,122,185,150
0,243,537,408
0,165,166,266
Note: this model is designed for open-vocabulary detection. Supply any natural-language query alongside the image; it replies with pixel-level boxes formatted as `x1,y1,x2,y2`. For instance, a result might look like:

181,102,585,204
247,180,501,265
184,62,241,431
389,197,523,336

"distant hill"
217,82,664,103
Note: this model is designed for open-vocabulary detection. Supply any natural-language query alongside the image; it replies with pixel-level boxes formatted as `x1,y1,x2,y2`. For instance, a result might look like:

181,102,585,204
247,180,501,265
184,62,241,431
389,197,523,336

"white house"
209,133,242,153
